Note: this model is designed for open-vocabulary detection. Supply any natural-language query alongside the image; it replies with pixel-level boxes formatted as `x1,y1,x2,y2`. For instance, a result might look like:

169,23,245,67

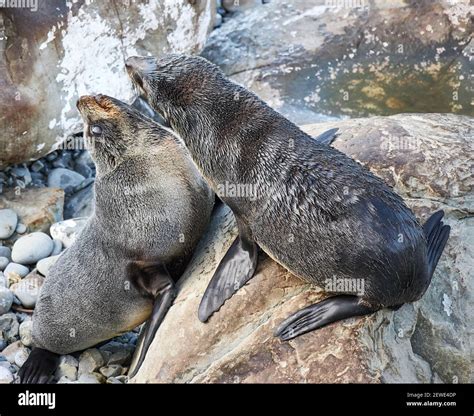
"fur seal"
125,54,450,341
19,94,214,383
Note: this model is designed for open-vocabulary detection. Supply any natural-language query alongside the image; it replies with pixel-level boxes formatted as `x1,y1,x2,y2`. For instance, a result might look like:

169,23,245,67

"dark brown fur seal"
19,94,214,383
125,54,450,342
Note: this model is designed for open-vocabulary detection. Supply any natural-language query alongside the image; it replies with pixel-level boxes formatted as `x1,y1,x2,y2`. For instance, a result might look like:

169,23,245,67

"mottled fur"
127,54,439,310
32,95,214,354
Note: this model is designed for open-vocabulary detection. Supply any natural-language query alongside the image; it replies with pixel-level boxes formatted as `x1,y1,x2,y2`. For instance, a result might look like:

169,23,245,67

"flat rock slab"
132,113,472,384
0,188,64,237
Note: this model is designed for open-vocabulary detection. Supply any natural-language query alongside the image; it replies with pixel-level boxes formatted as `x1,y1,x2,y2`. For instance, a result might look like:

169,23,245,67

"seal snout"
77,94,121,119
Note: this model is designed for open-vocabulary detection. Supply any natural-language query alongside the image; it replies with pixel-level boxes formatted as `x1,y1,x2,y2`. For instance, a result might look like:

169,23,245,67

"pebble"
0,312,19,342
0,246,11,260
0,272,7,288
4,263,29,279
51,239,63,256
0,366,13,384
15,223,27,234
11,271,44,309
0,257,9,271
78,348,105,375
1,340,26,363
77,373,106,384
0,209,18,239
0,333,5,351
19,320,33,347
14,348,29,367
57,376,76,384
47,168,85,193
99,364,123,378
30,160,44,172
55,355,78,381
106,348,132,366
11,232,54,264
50,218,88,248
36,255,60,277
0,287,13,315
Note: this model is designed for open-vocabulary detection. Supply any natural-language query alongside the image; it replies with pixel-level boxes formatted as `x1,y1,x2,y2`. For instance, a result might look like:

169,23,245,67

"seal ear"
126,261,176,379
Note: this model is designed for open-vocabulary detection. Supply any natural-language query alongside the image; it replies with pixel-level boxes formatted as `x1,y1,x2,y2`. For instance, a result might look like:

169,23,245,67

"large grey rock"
55,355,79,381
0,0,215,169
203,0,473,124
0,287,13,315
78,349,105,376
132,113,472,384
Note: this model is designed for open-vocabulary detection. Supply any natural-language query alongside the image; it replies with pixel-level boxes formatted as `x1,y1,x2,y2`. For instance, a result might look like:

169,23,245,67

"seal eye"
90,125,102,136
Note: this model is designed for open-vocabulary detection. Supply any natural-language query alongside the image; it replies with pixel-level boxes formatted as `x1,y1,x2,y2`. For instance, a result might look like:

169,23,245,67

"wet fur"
129,54,442,310
32,96,214,354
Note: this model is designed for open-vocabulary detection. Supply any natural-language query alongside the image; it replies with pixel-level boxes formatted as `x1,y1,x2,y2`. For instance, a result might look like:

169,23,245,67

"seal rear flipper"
313,128,339,146
198,222,258,322
422,210,450,277
274,295,377,341
18,348,59,384
126,261,176,379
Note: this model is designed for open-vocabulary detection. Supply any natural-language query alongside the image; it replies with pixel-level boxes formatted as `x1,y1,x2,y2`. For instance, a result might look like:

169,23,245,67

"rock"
0,287,13,315
99,365,123,378
0,247,11,261
47,168,85,194
0,312,19,343
51,239,63,256
76,373,106,384
131,113,472,384
36,255,60,277
14,347,29,367
202,0,473,124
15,223,27,235
11,232,54,264
0,0,215,169
222,0,261,13
0,366,13,384
57,376,76,384
1,340,27,364
19,320,33,347
78,349,105,376
64,184,95,219
0,188,64,234
11,271,44,309
0,272,7,288
73,151,95,179
0,209,18,239
107,349,133,366
55,355,78,381
0,257,9,271
214,13,223,28
4,263,29,279
50,218,88,248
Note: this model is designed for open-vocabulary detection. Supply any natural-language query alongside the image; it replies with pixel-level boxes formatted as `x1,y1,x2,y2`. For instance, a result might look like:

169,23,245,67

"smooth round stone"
14,348,29,367
15,223,27,234
47,168,85,192
0,272,7,288
36,255,60,277
0,257,9,271
51,239,63,256
50,218,88,248
11,232,54,264
11,272,44,309
0,209,18,239
0,366,13,384
0,287,13,315
19,320,33,347
4,263,29,279
0,247,11,261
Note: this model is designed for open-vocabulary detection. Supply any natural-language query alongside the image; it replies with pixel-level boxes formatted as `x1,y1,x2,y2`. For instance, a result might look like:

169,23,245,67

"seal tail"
422,210,451,278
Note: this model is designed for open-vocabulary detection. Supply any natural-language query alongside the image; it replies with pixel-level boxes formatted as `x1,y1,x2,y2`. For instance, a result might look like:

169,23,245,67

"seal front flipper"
313,128,339,146
127,261,176,378
198,220,258,322
18,348,59,384
274,295,376,341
